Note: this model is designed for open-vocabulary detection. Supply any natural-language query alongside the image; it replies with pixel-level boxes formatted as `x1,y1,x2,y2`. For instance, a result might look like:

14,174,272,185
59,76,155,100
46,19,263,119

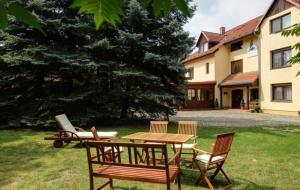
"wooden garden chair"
174,121,198,164
193,132,235,190
149,121,168,133
91,126,123,160
143,121,168,162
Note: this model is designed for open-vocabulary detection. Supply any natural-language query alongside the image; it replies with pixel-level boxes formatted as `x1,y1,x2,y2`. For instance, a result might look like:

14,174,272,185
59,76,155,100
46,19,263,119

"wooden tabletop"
122,132,194,144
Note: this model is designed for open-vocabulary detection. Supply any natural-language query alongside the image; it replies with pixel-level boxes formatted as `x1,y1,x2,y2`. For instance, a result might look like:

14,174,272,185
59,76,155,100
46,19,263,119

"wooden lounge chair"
86,141,181,190
193,132,235,190
174,121,198,164
44,114,118,148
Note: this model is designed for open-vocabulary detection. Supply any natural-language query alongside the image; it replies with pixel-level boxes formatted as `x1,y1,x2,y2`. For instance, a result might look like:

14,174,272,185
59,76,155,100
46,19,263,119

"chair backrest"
149,121,168,133
91,126,101,141
86,141,169,170
178,121,197,136
55,114,77,137
212,132,235,157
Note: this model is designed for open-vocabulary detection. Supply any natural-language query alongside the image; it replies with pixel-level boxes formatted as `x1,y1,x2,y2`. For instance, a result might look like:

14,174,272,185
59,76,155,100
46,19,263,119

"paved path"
170,109,300,127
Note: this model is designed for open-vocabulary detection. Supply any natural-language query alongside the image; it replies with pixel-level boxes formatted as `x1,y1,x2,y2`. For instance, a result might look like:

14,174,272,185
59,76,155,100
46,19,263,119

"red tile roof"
184,16,263,64
219,72,258,87
202,31,224,43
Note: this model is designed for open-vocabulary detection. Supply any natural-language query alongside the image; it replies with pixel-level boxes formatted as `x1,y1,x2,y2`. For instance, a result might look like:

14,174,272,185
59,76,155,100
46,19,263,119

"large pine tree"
0,0,194,127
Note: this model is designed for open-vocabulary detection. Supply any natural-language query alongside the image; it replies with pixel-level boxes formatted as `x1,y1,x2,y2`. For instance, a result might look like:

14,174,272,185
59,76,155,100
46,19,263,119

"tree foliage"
0,0,44,34
0,0,191,32
282,23,300,76
0,0,194,127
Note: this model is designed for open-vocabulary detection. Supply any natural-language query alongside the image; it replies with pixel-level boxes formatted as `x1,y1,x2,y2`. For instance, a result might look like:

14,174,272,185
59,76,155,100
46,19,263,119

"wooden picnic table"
122,132,194,156
123,132,193,144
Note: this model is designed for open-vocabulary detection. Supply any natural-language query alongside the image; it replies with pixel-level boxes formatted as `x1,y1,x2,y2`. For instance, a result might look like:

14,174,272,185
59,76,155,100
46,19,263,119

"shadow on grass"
180,169,276,190
111,186,139,190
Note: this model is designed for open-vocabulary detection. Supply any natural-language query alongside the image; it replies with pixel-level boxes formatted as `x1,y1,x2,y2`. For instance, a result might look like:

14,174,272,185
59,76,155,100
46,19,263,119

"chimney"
220,27,225,35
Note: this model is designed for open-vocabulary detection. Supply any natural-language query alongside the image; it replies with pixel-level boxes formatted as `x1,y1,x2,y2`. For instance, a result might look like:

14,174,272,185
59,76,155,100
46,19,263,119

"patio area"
171,110,300,127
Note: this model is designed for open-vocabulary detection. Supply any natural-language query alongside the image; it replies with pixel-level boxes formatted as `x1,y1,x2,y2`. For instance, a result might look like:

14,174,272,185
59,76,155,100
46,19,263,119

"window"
199,42,209,53
186,68,194,79
230,40,243,51
206,63,209,74
231,60,243,74
272,47,291,69
271,14,291,33
272,84,292,101
187,89,196,100
195,89,213,101
250,88,259,101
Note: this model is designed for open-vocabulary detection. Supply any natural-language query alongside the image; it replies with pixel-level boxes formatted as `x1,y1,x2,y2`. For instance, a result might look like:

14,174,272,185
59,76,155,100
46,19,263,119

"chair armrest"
168,151,181,165
192,148,211,155
58,130,81,139
74,126,85,132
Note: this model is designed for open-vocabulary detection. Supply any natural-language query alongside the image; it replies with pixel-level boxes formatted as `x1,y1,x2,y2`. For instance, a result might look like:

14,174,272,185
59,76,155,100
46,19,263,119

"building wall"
229,36,260,73
214,46,230,107
185,55,215,83
260,6,300,115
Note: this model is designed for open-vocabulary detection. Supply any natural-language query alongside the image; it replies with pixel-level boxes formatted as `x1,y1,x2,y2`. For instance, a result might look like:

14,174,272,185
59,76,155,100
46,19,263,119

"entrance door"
232,89,243,108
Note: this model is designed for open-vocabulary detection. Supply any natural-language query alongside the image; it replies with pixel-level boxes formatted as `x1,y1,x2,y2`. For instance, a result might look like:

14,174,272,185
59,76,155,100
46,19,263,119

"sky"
184,0,273,41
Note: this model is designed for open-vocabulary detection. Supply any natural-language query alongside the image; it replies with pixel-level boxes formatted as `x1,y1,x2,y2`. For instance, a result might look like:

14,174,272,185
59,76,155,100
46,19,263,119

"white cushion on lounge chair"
76,131,118,138
195,154,224,164
174,143,196,149
55,114,77,135
104,146,124,152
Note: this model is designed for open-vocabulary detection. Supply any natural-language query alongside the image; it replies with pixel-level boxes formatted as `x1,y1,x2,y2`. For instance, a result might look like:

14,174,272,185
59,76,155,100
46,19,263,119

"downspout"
253,28,261,108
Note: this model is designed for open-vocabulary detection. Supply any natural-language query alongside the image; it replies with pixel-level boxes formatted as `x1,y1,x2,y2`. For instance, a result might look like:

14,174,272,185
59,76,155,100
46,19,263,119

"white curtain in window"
274,87,283,100
273,52,282,68
285,86,292,100
282,14,291,29
197,89,201,101
188,90,192,100
283,50,291,66
272,18,281,33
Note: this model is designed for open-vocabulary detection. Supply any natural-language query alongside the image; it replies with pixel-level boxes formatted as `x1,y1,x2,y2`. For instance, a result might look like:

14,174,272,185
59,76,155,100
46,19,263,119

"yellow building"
183,0,300,115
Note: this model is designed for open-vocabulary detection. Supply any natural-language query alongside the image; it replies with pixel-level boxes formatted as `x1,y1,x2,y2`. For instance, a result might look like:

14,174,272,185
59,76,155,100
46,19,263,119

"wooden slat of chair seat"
93,165,179,184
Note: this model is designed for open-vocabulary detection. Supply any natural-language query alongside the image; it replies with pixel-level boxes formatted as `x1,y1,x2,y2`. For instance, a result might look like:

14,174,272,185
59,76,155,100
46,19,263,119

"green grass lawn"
1,125,300,190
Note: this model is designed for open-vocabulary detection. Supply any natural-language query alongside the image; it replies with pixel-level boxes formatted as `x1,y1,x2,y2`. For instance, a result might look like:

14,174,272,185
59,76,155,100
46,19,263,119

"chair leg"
220,168,233,186
177,173,181,190
109,178,113,188
90,176,94,190
203,175,215,190
210,163,223,180
166,182,171,190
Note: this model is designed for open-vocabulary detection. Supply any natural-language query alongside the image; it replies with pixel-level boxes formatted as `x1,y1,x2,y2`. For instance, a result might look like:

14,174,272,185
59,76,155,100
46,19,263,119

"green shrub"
240,99,245,107
255,101,261,113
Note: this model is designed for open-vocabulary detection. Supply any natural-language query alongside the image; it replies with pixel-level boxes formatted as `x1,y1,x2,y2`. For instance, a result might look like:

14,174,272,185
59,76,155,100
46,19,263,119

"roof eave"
183,48,219,65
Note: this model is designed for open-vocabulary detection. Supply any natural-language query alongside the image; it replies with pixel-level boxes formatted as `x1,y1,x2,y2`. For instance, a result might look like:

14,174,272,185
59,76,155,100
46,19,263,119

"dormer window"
199,42,208,53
